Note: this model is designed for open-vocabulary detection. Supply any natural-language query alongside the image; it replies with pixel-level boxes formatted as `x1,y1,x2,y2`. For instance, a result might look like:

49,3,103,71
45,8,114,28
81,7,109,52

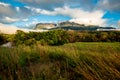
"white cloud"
22,18,29,21
16,7,20,12
17,0,96,11
61,7,107,26
97,0,120,12
31,6,107,26
118,20,120,28
0,2,15,15
3,17,20,23
0,4,33,24
25,6,41,13
0,2,10,6
70,18,107,26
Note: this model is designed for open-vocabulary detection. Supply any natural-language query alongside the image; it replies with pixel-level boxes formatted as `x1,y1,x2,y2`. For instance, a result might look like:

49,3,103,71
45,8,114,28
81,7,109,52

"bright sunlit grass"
0,42,120,80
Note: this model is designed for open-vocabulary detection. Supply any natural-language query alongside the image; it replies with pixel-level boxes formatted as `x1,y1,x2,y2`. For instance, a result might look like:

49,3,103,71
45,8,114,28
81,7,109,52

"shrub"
24,38,36,46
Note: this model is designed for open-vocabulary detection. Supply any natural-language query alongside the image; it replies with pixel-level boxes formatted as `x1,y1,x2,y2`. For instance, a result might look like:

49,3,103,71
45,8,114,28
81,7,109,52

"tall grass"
0,42,120,80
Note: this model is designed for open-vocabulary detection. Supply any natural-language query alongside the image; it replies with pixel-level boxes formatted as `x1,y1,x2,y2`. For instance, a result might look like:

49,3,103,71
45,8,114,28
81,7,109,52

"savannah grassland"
0,42,120,80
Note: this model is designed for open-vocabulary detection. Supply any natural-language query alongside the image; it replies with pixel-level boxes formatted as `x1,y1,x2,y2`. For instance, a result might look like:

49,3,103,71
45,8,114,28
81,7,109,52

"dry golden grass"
0,42,120,80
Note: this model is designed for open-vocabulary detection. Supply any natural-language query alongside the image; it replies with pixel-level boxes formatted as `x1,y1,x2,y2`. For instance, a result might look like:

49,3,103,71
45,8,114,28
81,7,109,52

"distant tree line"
0,30,120,46
67,30,120,43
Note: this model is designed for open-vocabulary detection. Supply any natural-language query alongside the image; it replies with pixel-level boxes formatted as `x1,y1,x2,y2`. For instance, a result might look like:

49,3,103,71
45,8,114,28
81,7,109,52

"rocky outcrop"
1,42,13,48
35,23,56,30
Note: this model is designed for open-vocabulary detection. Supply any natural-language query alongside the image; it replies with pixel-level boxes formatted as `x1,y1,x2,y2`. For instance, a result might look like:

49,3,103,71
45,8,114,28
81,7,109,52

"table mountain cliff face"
34,21,116,31
35,23,57,30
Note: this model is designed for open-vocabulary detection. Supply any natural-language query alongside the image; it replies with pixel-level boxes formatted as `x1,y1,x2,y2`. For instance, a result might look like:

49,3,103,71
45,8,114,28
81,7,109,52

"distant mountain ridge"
34,21,116,31
35,23,56,30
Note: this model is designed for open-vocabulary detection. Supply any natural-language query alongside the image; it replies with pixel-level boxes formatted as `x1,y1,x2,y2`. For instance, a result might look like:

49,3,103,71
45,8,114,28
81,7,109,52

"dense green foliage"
0,42,120,80
0,30,120,46
67,30,120,42
13,30,69,46
11,30,120,46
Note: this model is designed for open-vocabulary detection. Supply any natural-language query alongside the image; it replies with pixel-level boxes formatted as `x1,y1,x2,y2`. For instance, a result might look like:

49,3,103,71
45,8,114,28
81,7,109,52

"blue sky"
0,0,120,29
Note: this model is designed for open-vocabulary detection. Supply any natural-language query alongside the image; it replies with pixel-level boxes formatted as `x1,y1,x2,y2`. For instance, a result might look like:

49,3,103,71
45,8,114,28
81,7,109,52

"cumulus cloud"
17,0,96,10
17,0,64,10
2,17,20,23
0,0,119,28
97,0,120,12
0,2,33,24
118,20,120,28
0,2,10,6
0,2,18,23
30,6,107,26
0,2,15,16
70,18,107,26
15,7,20,12
24,6,42,13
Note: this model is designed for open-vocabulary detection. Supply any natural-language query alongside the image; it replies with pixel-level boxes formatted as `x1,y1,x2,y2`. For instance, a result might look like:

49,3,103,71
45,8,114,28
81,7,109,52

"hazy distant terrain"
35,21,116,31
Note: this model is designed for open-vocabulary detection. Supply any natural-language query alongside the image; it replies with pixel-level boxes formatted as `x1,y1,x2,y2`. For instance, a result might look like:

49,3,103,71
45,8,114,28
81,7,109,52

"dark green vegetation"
13,30,69,46
1,30,120,46
3,30,120,46
0,42,120,80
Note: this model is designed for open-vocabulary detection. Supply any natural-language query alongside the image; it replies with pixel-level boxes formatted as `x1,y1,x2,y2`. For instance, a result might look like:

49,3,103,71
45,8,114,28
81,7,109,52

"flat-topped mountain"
34,21,116,31
58,21,85,27
35,23,57,30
